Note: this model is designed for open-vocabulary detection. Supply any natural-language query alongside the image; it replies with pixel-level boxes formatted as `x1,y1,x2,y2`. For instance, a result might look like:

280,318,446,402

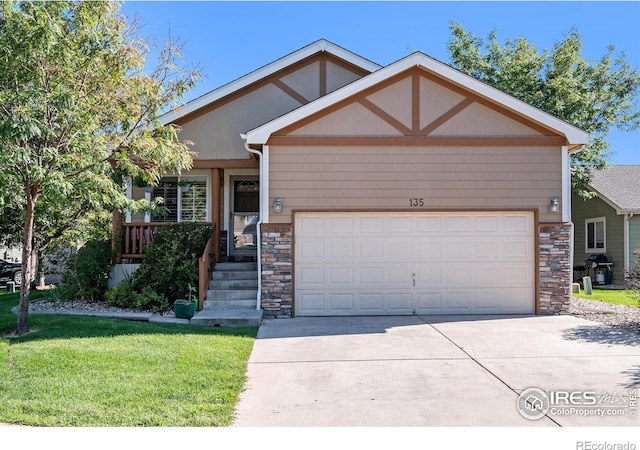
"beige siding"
290,102,405,136
269,145,562,223
179,83,303,160
419,77,466,128
431,102,544,136
367,77,413,128
326,60,367,93
176,55,370,161
280,61,320,102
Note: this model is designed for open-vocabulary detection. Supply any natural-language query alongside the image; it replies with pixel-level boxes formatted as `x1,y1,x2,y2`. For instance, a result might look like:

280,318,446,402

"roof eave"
160,39,382,125
246,52,591,146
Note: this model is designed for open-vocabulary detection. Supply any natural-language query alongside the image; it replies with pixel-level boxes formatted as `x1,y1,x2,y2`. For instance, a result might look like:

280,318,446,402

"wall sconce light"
548,197,559,213
273,197,283,213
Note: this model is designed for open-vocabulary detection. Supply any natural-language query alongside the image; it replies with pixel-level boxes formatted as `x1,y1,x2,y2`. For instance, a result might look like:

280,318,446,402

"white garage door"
295,211,535,316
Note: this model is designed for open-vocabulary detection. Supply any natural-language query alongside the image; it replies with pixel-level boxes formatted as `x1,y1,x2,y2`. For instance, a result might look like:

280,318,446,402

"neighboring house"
0,246,21,262
112,39,590,321
572,165,640,285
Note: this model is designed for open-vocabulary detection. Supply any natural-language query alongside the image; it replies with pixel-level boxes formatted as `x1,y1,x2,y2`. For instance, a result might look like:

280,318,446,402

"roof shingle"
588,165,640,212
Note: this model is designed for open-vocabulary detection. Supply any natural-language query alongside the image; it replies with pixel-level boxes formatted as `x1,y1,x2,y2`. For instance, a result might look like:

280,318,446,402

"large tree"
447,23,640,193
0,1,200,335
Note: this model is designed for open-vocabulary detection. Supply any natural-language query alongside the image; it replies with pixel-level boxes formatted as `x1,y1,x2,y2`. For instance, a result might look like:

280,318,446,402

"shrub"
105,281,169,312
132,222,213,305
58,239,114,301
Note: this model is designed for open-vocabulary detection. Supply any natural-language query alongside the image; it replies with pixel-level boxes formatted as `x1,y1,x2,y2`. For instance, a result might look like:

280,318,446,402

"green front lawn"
0,290,257,426
574,288,638,307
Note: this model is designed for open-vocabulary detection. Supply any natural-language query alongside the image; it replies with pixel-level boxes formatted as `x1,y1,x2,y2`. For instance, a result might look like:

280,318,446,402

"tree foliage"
0,1,201,335
447,23,640,194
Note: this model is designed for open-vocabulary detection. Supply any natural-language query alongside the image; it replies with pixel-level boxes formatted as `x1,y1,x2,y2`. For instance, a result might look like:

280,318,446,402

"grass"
0,289,258,426
574,288,638,307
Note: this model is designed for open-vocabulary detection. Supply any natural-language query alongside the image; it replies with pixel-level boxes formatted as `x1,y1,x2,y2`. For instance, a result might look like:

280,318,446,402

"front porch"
110,159,262,325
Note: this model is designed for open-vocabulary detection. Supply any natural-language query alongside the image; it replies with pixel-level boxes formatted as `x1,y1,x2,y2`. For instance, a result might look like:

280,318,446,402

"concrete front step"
190,309,262,327
203,299,256,309
214,262,257,271
210,279,258,290
211,270,258,280
207,289,258,300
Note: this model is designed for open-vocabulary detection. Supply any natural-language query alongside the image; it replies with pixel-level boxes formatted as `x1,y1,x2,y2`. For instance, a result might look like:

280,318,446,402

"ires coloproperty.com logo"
517,387,638,420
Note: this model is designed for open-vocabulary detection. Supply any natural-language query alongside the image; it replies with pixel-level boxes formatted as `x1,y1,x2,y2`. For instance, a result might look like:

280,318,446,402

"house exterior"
113,39,590,319
572,165,640,285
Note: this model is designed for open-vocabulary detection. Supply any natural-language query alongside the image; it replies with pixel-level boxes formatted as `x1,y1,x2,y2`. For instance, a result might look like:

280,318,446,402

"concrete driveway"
232,315,640,426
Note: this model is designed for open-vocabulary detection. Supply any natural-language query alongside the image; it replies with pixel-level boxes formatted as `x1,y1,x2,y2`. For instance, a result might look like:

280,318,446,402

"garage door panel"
360,240,384,258
329,267,353,284
295,211,535,316
388,216,413,232
415,292,443,310
359,293,384,310
297,292,325,313
329,293,354,310
415,265,442,286
298,241,325,259
386,293,413,312
298,267,325,286
359,216,384,233
330,241,354,258
504,215,531,233
503,240,532,259
416,216,442,232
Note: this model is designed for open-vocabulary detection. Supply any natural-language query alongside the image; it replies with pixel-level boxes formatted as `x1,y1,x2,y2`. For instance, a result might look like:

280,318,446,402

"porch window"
585,217,606,252
151,177,207,223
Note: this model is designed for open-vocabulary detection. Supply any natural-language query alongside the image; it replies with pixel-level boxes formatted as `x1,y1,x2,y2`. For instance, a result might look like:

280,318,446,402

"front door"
230,179,259,260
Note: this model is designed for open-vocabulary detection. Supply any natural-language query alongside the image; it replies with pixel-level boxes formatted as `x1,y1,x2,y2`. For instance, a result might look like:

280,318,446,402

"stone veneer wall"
538,223,572,314
260,224,293,318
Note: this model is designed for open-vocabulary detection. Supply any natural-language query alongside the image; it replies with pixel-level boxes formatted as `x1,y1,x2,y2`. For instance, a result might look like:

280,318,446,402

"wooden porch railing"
116,222,217,311
198,226,217,311
117,223,175,262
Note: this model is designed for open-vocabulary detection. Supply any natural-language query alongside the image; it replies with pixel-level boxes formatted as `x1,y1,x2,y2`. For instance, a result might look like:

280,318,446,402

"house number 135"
409,198,424,207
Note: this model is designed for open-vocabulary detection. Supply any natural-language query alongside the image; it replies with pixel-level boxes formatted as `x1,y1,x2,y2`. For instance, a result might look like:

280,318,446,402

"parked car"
0,259,22,285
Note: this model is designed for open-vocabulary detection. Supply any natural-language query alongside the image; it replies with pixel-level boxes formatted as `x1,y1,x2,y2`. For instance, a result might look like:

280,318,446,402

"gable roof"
160,39,382,125
245,51,590,148
588,165,640,213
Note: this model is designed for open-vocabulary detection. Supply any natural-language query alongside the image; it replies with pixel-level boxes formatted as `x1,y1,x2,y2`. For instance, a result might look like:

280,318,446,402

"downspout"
561,146,571,223
242,135,263,311
625,213,634,276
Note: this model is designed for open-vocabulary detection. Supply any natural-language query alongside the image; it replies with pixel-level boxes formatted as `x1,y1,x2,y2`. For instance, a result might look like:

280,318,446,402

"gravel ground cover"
27,298,177,318
570,296,640,335
27,295,640,334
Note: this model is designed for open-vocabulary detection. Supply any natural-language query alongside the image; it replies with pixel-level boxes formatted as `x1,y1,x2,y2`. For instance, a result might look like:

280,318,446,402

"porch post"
112,209,122,264
212,167,221,263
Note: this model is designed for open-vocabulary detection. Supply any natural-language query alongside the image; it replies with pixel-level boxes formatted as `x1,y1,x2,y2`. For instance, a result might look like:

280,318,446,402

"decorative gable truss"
268,67,567,147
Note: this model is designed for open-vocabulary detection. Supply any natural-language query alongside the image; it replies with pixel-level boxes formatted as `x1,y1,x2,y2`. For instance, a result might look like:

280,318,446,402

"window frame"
585,217,606,253
150,173,210,223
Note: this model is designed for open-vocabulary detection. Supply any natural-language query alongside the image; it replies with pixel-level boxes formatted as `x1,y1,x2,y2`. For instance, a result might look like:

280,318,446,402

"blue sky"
122,1,640,164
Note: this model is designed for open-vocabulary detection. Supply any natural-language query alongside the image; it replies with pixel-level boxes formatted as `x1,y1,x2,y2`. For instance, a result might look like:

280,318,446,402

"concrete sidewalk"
232,315,640,426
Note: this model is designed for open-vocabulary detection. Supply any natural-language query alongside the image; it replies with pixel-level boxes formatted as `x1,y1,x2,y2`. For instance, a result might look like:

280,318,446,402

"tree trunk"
36,249,46,289
16,183,38,336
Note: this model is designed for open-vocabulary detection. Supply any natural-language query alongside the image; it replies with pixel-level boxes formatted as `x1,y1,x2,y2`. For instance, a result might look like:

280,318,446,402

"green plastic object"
583,276,593,295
